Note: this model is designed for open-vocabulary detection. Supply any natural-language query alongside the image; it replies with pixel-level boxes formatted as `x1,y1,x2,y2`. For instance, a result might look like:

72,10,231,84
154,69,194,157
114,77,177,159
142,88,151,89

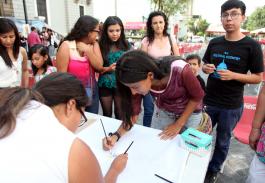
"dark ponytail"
0,88,43,139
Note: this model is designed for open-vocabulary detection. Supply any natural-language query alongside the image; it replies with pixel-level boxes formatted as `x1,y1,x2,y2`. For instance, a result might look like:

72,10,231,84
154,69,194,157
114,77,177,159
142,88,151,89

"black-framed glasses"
92,29,100,33
79,109,87,127
221,12,242,20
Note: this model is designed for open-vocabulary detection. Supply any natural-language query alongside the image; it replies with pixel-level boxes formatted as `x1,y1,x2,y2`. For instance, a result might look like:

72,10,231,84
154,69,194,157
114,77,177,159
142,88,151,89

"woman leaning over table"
140,11,180,127
102,50,204,150
0,72,127,183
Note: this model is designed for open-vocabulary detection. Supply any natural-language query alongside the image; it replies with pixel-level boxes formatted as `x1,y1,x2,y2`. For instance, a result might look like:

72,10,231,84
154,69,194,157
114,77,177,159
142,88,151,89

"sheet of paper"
78,117,190,183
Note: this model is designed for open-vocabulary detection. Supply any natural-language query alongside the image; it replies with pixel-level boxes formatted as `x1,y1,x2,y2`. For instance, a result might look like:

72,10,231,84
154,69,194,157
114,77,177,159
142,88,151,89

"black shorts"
98,87,120,97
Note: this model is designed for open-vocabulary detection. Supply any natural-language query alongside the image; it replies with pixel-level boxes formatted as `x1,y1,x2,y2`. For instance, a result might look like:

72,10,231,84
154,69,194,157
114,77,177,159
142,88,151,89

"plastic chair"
233,96,258,144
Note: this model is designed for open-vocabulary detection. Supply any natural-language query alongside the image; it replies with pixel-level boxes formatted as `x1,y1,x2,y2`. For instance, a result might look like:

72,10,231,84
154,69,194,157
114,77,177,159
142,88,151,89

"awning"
124,22,146,30
250,27,265,34
206,24,249,34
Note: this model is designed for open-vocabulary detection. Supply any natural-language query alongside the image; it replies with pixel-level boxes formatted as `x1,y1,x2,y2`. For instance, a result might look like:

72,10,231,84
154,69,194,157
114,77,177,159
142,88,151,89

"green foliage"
139,29,146,36
246,6,265,31
197,32,204,36
150,0,189,17
187,17,209,35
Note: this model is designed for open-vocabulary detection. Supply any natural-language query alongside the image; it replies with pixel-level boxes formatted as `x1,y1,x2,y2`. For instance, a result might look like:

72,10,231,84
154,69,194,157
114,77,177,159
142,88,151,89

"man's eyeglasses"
92,29,100,33
221,12,242,20
79,109,87,127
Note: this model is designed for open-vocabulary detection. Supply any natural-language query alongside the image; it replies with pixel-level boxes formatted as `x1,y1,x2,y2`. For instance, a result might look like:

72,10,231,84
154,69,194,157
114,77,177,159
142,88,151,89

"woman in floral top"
98,16,130,119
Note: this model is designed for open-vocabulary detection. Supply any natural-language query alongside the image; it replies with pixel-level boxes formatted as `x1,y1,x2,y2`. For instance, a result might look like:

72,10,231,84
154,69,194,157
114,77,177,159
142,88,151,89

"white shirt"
0,101,76,183
0,52,23,87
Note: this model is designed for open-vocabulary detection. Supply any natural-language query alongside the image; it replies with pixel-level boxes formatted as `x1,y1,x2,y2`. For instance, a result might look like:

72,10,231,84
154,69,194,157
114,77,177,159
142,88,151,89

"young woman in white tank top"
0,18,28,88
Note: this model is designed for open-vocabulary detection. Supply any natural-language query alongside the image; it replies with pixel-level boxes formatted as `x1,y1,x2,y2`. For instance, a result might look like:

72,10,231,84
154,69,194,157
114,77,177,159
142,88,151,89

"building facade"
0,0,94,36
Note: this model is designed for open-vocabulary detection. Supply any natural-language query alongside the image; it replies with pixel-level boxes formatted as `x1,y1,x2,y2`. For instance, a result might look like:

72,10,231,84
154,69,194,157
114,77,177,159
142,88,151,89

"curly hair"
146,11,169,44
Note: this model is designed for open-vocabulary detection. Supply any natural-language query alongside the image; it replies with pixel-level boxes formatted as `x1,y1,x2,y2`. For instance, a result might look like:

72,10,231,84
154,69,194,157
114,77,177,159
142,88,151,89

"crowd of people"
0,0,264,183
20,25,59,56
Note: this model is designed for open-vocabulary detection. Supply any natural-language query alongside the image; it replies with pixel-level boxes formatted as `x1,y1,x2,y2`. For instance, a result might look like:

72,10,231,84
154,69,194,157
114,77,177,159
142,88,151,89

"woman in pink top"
102,50,204,150
56,15,112,114
140,11,180,128
141,11,179,58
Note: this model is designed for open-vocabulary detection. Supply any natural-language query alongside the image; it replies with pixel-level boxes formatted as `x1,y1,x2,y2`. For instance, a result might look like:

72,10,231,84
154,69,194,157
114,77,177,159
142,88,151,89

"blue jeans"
85,83,99,114
206,105,243,173
143,93,154,127
151,107,202,131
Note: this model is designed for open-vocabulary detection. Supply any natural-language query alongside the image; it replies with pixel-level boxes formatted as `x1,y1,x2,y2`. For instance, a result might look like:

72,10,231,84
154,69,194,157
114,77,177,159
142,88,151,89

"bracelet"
252,127,261,130
109,131,121,142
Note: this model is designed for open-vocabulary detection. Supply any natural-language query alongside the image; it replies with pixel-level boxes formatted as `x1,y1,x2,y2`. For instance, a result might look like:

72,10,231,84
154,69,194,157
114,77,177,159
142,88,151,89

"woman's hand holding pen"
103,135,118,151
110,154,128,173
105,154,128,182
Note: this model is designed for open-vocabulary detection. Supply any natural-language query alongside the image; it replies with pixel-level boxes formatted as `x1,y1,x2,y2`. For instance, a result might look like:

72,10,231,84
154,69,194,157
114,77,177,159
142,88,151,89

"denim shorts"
151,106,202,131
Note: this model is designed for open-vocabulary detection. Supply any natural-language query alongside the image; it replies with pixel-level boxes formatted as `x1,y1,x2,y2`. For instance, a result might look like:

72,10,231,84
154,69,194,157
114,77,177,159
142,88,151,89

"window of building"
36,0,48,23
79,5,84,17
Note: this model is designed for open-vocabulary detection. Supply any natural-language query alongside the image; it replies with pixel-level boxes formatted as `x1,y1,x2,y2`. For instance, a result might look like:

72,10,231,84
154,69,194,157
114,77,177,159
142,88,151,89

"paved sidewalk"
217,136,254,183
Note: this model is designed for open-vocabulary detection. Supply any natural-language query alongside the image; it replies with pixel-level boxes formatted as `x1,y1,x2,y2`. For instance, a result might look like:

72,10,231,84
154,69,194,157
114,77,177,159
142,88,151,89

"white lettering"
244,103,256,110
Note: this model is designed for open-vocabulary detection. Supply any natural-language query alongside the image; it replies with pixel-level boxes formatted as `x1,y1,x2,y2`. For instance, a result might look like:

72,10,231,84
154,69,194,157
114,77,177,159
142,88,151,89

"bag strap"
168,35,174,55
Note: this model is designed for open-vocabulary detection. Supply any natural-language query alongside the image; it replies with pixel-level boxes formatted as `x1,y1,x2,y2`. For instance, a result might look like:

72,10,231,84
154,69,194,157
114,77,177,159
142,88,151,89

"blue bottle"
213,59,227,78
217,59,227,71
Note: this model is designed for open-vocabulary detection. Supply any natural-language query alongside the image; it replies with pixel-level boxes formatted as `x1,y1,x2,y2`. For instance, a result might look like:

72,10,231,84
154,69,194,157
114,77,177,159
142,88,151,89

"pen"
100,119,108,138
123,141,134,154
154,174,174,183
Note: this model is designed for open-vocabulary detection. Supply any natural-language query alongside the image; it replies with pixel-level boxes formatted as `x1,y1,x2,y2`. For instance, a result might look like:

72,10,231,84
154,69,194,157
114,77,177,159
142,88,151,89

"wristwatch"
109,131,121,141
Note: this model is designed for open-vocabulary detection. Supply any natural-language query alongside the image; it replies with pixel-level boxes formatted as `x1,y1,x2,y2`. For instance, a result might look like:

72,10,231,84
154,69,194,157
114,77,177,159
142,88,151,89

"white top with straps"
0,101,76,183
0,51,23,87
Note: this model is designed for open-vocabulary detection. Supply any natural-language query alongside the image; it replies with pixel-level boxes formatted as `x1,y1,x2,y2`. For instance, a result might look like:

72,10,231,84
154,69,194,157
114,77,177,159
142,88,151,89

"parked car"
191,36,204,43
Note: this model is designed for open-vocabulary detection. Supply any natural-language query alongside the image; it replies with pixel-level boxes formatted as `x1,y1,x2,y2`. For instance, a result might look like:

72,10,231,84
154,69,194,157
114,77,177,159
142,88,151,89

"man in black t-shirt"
202,1,264,183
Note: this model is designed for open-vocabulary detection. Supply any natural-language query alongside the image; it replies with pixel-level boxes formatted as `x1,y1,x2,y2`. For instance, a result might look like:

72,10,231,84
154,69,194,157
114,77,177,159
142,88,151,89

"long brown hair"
0,88,43,139
116,50,179,129
0,72,89,139
0,18,20,68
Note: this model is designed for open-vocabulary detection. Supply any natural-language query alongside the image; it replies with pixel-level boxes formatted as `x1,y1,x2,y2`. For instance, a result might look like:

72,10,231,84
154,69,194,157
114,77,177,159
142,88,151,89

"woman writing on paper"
0,72,127,183
103,50,204,150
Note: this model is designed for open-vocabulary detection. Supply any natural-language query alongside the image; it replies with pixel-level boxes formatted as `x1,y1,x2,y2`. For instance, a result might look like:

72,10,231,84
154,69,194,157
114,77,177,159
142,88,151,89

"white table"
77,113,211,183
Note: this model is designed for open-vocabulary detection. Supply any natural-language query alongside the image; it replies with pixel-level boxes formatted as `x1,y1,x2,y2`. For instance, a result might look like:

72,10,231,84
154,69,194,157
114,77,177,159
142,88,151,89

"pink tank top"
141,36,175,58
66,41,95,88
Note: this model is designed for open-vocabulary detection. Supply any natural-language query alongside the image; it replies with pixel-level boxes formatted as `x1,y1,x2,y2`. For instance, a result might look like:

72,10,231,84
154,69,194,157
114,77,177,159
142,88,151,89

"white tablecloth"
77,113,211,183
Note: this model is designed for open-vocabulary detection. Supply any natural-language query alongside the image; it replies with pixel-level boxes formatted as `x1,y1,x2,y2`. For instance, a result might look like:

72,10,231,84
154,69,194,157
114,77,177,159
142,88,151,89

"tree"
245,6,265,31
187,17,209,36
151,0,189,17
